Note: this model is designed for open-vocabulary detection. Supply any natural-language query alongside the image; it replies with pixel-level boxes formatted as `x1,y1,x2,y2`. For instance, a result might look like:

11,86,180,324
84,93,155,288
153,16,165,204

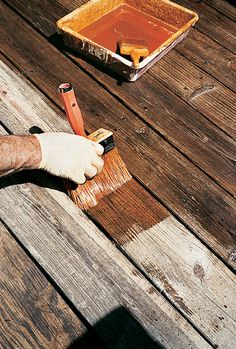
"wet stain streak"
89,178,169,245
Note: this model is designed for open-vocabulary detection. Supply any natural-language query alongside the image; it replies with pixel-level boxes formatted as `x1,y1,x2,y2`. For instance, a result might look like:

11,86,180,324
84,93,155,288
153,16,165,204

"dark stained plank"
58,0,236,136
1,59,236,349
44,0,236,52
90,183,236,349
204,0,236,21
0,4,236,271
148,49,236,139
0,182,211,348
175,0,236,52
0,222,101,349
175,28,236,93
3,0,236,186
5,0,236,93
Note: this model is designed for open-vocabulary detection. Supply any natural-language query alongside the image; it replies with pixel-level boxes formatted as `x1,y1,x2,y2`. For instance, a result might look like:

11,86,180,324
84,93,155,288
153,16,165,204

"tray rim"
57,0,199,69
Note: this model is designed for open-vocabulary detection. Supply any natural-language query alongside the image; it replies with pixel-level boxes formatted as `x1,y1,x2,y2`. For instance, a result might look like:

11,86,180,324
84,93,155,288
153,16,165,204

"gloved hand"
35,133,104,184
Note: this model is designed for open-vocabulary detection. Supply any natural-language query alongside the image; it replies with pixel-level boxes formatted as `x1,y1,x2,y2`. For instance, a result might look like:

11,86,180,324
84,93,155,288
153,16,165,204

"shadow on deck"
68,306,165,349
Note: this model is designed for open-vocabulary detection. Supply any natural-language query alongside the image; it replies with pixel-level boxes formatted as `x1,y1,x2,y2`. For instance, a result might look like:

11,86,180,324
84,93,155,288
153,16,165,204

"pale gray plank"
0,165,210,349
1,60,235,348
0,63,211,348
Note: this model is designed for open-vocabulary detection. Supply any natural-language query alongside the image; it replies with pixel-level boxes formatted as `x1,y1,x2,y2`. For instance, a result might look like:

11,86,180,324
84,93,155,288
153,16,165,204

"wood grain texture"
204,0,236,21
175,0,236,52
89,181,236,349
99,218,236,348
0,182,211,349
174,28,236,93
56,0,236,95
0,223,99,349
148,49,236,139
1,59,236,348
4,0,235,187
0,10,236,272
5,0,236,92
58,1,236,138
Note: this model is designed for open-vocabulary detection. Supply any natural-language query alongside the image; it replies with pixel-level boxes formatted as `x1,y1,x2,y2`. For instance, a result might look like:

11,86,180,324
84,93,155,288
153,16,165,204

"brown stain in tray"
79,4,178,54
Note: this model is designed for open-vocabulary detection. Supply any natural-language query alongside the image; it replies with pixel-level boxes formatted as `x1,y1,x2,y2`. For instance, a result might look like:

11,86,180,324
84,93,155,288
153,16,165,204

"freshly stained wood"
89,181,236,349
7,0,236,92
175,28,236,93
0,183,211,348
0,223,101,349
175,0,236,52
204,0,236,21
148,49,236,139
1,10,236,271
0,1,236,348
1,59,236,348
4,0,235,188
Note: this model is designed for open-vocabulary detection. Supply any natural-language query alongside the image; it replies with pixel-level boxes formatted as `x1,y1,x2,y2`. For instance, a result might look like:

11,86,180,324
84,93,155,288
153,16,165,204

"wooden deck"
0,0,235,348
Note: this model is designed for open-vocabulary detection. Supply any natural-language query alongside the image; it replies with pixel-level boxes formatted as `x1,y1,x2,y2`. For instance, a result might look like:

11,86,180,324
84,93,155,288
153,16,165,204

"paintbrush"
59,83,131,210
118,37,149,68
59,82,86,137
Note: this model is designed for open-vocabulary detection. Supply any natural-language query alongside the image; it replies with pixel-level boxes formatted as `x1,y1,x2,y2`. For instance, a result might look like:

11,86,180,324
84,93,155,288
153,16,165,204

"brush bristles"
119,37,148,46
66,148,131,210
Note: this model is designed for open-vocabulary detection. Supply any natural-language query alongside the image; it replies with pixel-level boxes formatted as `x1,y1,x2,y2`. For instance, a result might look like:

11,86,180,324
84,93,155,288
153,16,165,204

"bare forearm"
0,135,41,177
0,132,104,184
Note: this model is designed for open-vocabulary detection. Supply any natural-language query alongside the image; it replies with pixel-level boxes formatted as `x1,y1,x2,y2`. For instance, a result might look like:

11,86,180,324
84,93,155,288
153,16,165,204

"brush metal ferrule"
88,128,115,154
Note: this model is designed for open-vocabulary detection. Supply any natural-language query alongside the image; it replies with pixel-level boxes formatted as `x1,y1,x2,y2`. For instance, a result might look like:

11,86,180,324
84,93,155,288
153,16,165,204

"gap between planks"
1,59,236,348
0,127,212,348
0,221,106,349
0,0,235,200
0,119,214,348
4,0,236,134
0,15,236,270
203,0,236,21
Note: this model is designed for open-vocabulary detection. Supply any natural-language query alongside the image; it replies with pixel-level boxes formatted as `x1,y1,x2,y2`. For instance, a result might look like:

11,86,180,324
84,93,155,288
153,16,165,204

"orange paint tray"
57,0,198,81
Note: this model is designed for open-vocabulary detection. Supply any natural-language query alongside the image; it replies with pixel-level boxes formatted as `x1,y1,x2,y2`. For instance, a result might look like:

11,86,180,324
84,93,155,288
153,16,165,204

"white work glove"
35,133,104,184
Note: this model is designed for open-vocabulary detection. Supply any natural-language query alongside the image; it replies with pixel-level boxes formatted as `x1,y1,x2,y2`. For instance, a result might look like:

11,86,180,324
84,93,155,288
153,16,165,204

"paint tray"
57,0,198,82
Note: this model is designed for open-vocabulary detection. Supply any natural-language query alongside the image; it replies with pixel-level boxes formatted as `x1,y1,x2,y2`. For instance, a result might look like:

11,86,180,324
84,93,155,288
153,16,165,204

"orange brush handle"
59,83,86,137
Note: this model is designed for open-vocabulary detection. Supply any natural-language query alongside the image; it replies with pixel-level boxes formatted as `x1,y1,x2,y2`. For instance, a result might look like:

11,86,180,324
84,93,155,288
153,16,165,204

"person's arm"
0,135,40,177
0,133,104,184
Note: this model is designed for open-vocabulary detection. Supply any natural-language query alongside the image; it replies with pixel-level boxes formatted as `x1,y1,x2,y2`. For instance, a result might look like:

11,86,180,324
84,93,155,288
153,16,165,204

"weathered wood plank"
4,0,236,189
1,59,236,348
5,0,236,93
204,0,236,21
148,49,236,139
0,8,235,271
90,192,236,349
0,180,211,347
0,222,102,349
175,0,236,52
175,28,236,93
